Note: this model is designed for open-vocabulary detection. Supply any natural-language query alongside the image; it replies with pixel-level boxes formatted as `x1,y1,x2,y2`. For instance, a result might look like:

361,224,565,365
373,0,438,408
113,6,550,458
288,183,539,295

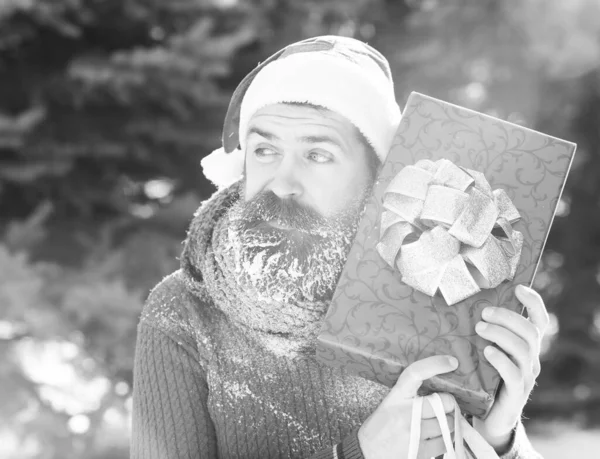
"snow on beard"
226,189,365,304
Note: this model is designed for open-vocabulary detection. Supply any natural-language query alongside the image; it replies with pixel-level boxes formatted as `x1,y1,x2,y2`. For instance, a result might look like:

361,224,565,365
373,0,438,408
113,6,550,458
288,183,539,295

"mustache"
236,191,328,233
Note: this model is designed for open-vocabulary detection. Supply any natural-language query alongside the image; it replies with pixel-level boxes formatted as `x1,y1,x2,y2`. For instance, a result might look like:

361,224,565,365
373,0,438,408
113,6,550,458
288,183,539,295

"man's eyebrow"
247,127,278,141
300,135,343,148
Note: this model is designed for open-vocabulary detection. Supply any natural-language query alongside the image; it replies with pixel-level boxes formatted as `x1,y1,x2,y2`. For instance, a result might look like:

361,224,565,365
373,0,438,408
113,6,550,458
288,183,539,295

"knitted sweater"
131,185,544,459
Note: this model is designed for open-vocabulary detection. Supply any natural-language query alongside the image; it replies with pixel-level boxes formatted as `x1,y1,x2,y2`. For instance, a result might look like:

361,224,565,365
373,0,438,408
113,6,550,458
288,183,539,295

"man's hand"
473,284,550,453
357,355,459,459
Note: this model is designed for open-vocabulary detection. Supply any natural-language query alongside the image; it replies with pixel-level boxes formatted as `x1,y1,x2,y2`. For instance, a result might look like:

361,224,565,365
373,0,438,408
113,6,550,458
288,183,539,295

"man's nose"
267,156,303,199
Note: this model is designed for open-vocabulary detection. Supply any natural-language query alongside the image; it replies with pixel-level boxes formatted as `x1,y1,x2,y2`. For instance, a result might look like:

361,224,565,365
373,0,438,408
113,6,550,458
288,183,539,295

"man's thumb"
391,355,459,399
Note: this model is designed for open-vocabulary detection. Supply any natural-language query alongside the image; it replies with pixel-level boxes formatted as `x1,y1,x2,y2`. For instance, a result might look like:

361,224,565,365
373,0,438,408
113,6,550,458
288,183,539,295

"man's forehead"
251,103,343,122
247,103,356,142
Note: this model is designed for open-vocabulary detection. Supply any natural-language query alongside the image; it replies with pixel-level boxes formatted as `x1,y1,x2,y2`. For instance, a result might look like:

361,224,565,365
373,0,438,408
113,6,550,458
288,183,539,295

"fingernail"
482,307,496,320
484,346,495,356
475,321,487,334
447,356,458,367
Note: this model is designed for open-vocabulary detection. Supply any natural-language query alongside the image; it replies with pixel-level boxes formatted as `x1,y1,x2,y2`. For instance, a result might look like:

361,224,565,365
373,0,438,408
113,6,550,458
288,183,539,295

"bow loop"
376,159,523,306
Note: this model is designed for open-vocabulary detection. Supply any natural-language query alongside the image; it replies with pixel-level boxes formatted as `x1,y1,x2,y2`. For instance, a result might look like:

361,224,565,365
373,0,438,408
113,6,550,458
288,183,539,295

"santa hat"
201,35,402,189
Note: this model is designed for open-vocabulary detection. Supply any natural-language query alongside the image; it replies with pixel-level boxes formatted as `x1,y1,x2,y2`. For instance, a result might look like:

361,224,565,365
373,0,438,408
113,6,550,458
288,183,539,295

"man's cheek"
244,178,262,202
322,190,351,218
304,180,335,217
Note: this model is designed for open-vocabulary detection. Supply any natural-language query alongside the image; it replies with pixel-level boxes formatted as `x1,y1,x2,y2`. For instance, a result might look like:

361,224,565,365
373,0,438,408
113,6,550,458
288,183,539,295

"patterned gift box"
316,92,577,418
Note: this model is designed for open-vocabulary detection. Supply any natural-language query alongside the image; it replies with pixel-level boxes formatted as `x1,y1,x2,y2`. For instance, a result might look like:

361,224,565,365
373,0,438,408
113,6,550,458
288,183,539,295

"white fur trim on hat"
201,146,244,189
239,51,401,161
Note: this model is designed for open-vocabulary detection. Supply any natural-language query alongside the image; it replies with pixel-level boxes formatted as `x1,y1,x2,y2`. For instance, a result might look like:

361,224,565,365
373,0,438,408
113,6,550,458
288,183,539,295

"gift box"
315,92,577,418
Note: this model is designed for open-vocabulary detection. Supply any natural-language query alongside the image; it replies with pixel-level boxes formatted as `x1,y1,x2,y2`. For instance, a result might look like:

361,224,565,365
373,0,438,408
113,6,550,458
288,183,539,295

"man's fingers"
481,306,541,354
421,392,456,418
420,415,455,439
515,285,550,334
393,355,459,398
418,434,454,459
476,321,531,372
484,346,524,395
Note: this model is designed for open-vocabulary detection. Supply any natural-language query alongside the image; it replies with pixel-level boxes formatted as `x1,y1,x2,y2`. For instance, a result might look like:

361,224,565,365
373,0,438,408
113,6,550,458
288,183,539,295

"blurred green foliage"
1,0,600,457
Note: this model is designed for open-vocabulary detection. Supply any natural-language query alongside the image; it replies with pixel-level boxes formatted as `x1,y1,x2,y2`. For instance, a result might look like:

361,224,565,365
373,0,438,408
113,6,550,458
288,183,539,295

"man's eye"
254,148,278,160
308,151,332,163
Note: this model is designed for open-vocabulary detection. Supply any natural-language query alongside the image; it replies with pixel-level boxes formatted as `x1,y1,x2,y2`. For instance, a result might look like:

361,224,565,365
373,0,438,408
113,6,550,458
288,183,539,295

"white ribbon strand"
407,393,501,459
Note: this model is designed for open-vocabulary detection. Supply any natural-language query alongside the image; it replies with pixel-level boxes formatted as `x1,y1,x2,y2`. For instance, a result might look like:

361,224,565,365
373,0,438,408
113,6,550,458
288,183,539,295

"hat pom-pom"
201,146,245,189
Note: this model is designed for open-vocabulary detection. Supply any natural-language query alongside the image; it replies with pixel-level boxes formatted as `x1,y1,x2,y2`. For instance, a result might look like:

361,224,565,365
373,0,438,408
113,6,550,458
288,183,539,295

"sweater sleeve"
498,420,544,459
308,427,364,459
131,321,218,458
130,271,366,459
131,320,366,459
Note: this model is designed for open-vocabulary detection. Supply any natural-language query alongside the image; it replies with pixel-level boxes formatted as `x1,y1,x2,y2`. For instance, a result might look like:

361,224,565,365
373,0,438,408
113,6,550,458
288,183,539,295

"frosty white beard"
225,190,366,304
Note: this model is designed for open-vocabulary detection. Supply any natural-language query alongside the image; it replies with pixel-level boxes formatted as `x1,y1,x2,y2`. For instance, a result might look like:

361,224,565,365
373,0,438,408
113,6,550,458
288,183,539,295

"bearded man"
131,36,548,459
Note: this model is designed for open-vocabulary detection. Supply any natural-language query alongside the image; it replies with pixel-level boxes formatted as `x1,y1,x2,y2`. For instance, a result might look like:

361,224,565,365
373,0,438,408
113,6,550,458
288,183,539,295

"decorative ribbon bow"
408,393,501,459
376,159,523,306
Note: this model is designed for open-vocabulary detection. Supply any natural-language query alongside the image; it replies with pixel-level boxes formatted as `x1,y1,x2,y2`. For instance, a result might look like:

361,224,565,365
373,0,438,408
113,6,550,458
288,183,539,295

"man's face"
224,103,378,304
243,103,376,218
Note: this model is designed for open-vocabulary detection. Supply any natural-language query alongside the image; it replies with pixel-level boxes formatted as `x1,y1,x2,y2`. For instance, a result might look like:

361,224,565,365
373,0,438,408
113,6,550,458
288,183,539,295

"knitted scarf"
180,182,333,357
